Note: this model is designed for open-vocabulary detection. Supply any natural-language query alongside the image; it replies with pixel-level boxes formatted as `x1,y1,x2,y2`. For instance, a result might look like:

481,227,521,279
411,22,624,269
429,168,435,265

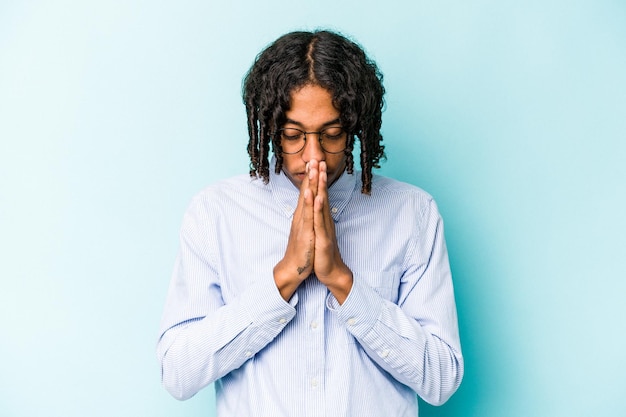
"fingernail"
306,162,310,173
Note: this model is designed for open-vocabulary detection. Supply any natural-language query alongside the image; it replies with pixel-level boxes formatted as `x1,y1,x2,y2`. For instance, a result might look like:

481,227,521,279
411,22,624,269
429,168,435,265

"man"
157,30,463,416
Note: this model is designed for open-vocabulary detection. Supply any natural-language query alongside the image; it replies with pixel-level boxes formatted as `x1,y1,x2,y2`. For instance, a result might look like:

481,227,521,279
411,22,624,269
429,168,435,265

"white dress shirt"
157,160,463,416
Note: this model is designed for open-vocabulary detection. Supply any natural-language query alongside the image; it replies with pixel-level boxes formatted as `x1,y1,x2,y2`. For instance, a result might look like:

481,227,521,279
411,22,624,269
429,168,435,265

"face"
280,84,347,189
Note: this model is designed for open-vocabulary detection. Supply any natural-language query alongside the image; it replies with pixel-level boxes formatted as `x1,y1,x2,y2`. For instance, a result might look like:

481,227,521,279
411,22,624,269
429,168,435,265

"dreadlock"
242,30,385,194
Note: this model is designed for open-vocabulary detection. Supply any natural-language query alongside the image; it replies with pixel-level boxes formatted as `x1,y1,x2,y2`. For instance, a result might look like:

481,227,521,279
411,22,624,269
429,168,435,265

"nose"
301,133,325,163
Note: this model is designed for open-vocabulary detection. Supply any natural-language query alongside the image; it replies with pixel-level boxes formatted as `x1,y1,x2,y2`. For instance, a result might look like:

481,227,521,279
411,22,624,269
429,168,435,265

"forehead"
285,85,339,127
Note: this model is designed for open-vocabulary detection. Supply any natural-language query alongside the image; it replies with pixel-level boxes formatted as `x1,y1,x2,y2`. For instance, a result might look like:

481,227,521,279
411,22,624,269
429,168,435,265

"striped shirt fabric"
157,160,464,416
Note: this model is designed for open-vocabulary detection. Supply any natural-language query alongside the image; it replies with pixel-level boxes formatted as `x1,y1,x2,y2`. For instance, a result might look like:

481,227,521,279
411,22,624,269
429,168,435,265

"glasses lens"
280,128,305,153
320,127,346,153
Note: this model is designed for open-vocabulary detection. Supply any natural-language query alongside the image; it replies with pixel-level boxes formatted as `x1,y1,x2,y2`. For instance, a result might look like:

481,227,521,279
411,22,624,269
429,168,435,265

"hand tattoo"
297,249,312,275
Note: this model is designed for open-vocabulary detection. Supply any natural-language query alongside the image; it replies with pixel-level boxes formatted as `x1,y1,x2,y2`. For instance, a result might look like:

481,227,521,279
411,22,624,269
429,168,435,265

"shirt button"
310,321,318,329
245,351,253,357
331,207,338,214
311,378,319,388
347,318,356,326
279,318,286,324
380,349,390,358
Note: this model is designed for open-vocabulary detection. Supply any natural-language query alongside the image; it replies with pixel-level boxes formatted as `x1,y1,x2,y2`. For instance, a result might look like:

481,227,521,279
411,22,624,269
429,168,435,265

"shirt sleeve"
156,193,297,401
327,197,464,406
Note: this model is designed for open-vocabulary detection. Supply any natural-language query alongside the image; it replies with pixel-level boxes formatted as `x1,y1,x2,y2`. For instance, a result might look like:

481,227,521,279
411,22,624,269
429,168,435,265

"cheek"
280,155,298,173
279,155,305,187
328,154,347,171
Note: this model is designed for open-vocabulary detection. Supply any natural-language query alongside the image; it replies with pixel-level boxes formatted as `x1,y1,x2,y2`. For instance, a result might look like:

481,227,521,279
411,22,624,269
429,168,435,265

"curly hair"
242,30,385,194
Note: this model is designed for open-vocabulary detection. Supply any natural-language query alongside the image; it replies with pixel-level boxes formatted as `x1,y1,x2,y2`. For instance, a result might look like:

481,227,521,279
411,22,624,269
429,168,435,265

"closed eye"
321,127,345,140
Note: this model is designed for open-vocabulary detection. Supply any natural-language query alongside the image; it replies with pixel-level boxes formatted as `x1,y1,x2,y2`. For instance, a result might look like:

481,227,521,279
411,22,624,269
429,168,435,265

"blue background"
1,1,625,416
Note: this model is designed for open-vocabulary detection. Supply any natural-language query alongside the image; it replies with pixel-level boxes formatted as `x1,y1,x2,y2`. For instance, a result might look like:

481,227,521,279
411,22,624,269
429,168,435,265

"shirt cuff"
240,276,298,330
326,278,383,339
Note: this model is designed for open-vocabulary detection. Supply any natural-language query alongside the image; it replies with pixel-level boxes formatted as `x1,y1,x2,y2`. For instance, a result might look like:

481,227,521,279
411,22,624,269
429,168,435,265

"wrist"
324,268,353,305
273,261,304,301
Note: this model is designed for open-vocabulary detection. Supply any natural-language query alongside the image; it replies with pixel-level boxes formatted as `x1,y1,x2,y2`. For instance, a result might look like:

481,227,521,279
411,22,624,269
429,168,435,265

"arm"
156,194,296,400
328,198,464,405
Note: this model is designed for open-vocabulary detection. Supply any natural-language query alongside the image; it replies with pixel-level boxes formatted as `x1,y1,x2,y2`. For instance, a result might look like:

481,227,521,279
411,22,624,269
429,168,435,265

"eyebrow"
284,118,342,129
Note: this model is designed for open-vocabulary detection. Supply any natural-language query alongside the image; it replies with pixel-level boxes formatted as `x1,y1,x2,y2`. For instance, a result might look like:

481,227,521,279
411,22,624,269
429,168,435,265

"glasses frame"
275,126,348,155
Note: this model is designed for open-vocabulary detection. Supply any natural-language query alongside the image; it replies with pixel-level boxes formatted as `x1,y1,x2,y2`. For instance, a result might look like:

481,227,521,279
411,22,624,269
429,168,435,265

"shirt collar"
269,157,357,221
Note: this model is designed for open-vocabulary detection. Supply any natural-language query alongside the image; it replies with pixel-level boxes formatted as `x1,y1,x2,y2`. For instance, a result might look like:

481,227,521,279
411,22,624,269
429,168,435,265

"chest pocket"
356,270,401,303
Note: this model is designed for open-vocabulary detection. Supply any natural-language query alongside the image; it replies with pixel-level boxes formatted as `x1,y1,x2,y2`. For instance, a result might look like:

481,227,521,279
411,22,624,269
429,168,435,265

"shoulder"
367,175,447,239
352,174,437,215
352,173,442,222
367,174,435,204
185,174,270,215
192,174,268,201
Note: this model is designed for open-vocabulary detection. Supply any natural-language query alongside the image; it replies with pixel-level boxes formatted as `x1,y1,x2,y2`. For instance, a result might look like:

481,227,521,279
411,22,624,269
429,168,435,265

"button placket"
302,279,325,416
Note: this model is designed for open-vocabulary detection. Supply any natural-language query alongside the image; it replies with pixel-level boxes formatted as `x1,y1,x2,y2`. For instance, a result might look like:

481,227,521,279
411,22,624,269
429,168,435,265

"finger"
293,162,312,224
308,159,319,200
303,188,314,226
314,168,331,231
317,164,327,197
313,193,328,240
317,161,326,197
313,190,338,279
318,168,334,225
300,161,312,197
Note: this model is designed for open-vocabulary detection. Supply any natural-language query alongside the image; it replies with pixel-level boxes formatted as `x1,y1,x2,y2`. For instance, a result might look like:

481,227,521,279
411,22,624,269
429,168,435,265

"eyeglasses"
276,126,347,154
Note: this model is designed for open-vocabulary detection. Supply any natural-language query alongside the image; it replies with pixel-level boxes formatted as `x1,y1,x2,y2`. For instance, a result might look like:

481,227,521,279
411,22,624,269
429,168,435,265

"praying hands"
273,159,353,303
